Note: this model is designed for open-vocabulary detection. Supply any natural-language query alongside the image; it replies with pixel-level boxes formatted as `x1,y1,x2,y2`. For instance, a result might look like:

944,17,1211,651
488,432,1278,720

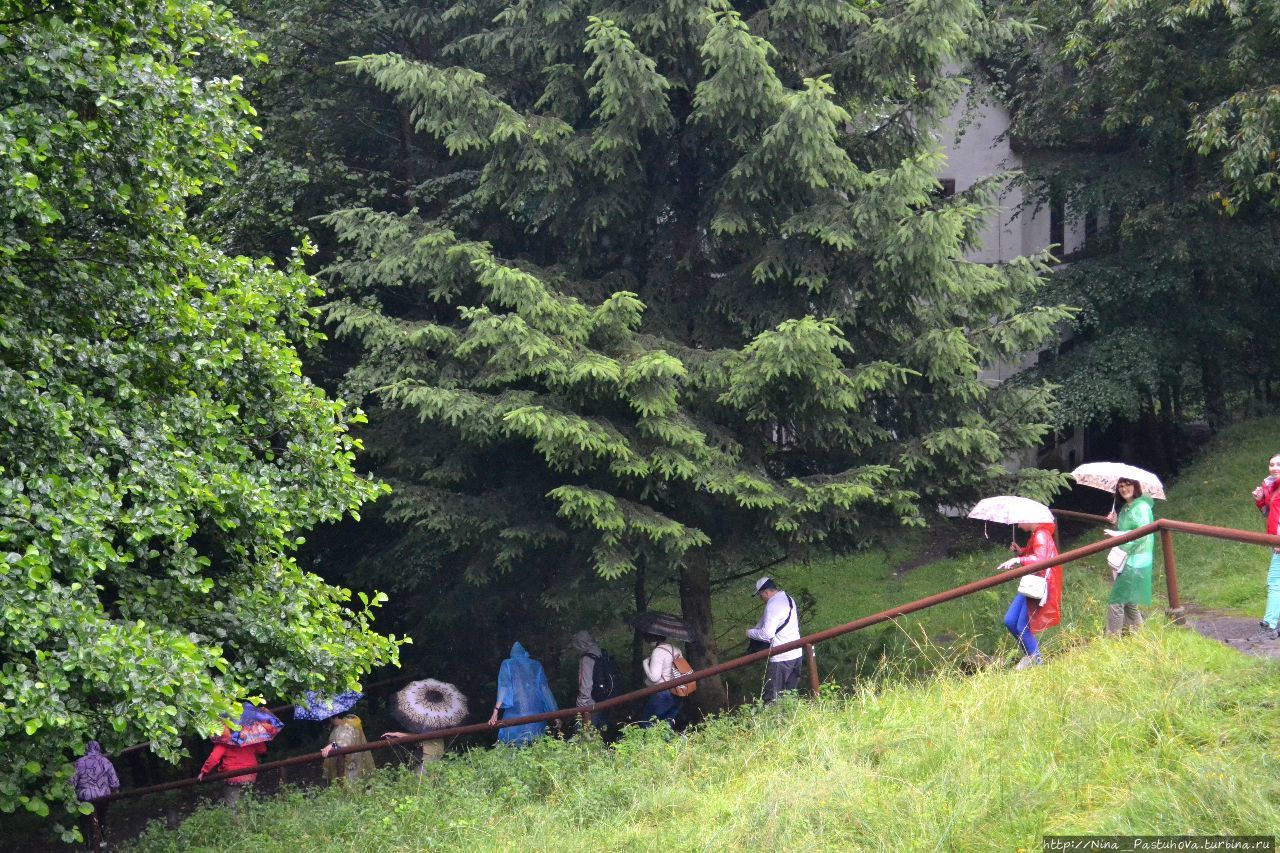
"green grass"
1155,418,1280,612
124,417,1280,850
128,623,1280,852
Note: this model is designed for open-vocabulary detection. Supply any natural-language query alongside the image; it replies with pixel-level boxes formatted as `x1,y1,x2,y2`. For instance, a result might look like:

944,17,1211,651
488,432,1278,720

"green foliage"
1002,0,1280,439
321,0,1070,653
130,624,1280,850
1150,416,1280,611
0,0,400,825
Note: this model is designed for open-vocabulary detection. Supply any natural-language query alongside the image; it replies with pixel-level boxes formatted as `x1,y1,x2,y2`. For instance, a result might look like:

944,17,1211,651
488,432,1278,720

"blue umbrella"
292,690,363,722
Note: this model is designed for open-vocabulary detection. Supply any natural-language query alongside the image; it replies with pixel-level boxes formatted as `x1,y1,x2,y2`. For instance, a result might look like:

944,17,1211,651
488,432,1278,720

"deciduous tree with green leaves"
1000,0,1280,461
0,0,400,833
324,0,1068,708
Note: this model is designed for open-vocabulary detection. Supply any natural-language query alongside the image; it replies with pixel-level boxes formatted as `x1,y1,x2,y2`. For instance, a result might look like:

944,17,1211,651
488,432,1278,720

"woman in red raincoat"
996,521,1063,668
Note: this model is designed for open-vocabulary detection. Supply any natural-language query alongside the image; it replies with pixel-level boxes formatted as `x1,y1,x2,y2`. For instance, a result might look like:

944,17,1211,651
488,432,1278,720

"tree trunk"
1142,392,1169,473
679,560,728,715
631,560,647,687
1200,349,1226,431
1157,381,1180,473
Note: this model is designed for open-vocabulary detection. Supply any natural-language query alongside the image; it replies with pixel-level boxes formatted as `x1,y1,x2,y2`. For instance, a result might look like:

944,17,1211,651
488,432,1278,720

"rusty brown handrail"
1051,508,1112,525
95,516,1280,804
114,673,417,758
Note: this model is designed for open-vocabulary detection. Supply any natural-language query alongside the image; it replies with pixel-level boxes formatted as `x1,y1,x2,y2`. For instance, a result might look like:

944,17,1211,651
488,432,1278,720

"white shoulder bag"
1017,572,1048,603
1107,546,1128,579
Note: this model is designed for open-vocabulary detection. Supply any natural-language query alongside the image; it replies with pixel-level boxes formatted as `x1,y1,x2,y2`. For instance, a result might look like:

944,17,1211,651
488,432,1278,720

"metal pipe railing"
94,516,1280,806
1051,508,1112,525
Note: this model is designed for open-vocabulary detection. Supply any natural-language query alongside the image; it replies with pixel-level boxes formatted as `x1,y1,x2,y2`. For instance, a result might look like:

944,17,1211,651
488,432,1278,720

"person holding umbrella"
1103,478,1155,635
384,678,469,770
639,632,684,728
971,496,1063,669
1252,453,1280,637
319,715,376,784
1070,462,1166,637
198,702,282,808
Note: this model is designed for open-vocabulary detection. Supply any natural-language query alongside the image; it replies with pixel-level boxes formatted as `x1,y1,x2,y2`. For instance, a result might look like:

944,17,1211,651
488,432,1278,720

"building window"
1084,213,1098,247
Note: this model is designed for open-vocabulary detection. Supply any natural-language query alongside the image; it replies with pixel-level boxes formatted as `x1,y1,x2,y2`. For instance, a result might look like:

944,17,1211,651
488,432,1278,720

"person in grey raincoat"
568,630,610,732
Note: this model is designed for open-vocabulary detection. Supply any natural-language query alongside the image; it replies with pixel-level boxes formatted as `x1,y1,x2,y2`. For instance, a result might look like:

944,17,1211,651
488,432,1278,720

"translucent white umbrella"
967,495,1055,526
1070,462,1166,500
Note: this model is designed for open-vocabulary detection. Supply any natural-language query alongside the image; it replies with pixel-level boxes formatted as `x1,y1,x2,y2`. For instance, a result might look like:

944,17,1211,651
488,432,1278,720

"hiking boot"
1014,655,1041,670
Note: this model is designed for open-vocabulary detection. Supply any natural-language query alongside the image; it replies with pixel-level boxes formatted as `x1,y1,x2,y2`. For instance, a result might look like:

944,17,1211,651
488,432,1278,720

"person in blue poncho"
487,641,560,745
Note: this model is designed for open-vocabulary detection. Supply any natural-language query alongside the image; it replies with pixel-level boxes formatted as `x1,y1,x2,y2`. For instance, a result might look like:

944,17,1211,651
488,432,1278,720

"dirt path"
1183,604,1280,660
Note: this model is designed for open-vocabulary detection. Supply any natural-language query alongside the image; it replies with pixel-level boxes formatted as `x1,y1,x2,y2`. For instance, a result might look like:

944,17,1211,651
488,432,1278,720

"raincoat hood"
333,714,363,734
568,631,601,657
85,741,101,755
510,641,529,659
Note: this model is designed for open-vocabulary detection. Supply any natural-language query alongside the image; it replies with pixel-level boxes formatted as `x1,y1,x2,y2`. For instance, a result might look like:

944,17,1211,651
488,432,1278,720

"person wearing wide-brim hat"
746,576,802,703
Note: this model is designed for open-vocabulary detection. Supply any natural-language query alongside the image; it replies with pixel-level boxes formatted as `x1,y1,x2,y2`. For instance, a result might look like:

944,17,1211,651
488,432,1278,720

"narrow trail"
1184,604,1280,660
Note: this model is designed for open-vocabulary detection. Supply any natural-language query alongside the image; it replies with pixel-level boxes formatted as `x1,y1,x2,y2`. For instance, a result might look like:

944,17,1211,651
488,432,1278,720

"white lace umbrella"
1070,462,1166,500
392,679,469,733
967,495,1055,526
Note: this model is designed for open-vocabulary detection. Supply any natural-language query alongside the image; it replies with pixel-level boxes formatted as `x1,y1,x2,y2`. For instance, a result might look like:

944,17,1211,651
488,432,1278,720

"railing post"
805,644,820,696
1159,527,1185,624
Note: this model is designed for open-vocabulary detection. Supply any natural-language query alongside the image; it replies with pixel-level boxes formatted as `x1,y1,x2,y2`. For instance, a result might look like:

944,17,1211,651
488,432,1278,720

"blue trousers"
639,690,681,728
1003,595,1040,658
1264,551,1280,629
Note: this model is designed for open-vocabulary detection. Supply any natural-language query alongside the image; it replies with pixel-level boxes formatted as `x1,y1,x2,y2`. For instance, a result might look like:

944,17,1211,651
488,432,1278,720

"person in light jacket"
747,576,803,703
639,633,683,728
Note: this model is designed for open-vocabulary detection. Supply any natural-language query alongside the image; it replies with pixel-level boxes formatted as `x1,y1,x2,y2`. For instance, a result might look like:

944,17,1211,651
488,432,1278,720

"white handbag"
1017,573,1048,602
1107,546,1128,577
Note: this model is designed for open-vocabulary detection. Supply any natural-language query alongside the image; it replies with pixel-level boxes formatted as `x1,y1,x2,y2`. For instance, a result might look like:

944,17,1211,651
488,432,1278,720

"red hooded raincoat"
1016,523,1062,633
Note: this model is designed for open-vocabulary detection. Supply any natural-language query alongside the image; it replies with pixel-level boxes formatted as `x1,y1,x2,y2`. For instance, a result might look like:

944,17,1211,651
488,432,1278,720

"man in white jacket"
746,576,802,703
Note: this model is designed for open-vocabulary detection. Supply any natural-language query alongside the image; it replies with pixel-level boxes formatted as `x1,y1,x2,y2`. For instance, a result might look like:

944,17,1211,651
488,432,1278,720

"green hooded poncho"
1109,494,1155,605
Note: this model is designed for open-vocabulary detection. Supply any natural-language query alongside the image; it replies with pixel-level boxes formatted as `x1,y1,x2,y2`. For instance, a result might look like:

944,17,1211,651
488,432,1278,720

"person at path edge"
747,576,802,702
1252,452,1280,637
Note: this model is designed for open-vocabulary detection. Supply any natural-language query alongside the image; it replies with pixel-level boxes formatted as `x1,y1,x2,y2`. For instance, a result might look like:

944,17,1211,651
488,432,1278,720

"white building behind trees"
936,93,1087,470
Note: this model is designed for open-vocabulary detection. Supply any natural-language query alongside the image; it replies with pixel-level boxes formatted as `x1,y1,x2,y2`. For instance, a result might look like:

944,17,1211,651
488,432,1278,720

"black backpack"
588,651,622,702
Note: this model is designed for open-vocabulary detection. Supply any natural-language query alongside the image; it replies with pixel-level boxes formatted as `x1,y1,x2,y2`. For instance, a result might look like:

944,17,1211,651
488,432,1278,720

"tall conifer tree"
325,0,1068,707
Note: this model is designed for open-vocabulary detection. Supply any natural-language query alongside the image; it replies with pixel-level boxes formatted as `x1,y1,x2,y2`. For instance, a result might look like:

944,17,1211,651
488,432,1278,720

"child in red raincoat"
997,522,1063,668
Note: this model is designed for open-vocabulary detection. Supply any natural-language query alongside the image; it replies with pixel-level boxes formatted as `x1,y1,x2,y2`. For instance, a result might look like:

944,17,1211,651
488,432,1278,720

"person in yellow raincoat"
320,715,376,784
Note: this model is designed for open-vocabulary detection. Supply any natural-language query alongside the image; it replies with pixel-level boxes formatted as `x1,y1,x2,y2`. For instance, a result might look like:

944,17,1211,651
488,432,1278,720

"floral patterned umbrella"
213,702,284,746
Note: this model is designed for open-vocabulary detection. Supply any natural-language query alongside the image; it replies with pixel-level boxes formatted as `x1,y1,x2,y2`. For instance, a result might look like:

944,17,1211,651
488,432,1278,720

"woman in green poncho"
1104,478,1154,634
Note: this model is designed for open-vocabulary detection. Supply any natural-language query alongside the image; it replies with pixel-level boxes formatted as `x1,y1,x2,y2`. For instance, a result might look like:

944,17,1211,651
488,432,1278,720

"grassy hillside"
714,416,1280,691
113,417,1280,850
1155,418,1279,612
129,623,1280,852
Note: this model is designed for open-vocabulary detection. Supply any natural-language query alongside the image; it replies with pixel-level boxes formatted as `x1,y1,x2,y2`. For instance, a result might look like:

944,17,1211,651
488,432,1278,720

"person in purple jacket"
72,741,120,849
